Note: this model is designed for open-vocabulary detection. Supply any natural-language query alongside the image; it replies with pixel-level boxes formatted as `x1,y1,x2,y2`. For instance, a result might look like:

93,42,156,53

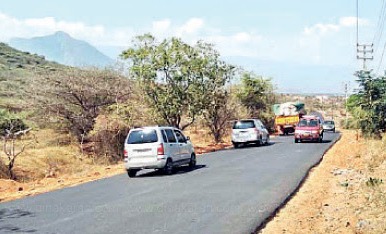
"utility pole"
357,44,374,70
344,82,350,126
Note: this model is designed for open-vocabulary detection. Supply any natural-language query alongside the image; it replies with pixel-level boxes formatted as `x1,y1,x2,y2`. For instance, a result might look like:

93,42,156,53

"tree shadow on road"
0,209,37,233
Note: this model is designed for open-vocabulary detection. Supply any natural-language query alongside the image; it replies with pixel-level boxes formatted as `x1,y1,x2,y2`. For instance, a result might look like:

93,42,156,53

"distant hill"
0,42,64,72
9,31,114,68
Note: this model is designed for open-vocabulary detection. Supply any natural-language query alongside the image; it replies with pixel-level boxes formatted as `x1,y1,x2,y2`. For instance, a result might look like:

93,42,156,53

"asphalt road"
0,132,340,234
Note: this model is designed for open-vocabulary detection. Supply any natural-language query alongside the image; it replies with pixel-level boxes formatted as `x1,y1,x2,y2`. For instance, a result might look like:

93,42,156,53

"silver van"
231,119,270,148
124,126,196,177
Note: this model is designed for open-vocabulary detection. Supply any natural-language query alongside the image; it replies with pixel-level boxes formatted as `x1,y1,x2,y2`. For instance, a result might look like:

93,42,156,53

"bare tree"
1,119,32,179
29,68,131,144
203,92,235,143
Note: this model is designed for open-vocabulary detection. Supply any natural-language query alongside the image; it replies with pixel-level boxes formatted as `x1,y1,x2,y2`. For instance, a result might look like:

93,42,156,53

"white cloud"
339,17,369,27
177,18,204,35
304,23,339,36
303,16,369,36
152,19,171,32
0,12,107,44
233,32,252,43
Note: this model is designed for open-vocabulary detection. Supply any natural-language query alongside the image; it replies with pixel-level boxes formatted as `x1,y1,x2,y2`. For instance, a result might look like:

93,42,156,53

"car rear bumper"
125,158,167,170
232,140,260,144
323,128,335,131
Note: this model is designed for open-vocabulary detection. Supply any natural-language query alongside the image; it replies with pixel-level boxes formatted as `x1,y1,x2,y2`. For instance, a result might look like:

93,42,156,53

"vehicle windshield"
298,119,319,127
324,121,334,125
127,129,158,144
233,120,255,129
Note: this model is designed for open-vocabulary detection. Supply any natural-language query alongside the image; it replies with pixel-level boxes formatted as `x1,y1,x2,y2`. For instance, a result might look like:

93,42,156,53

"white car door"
174,129,190,161
257,120,269,142
164,129,180,162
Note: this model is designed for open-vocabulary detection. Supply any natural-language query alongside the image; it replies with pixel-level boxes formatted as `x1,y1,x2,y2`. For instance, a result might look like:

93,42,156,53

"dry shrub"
0,159,8,179
87,128,129,163
86,115,131,163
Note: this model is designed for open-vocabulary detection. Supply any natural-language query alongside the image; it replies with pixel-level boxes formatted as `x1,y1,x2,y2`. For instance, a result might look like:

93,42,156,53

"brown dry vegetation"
0,127,231,202
260,130,386,234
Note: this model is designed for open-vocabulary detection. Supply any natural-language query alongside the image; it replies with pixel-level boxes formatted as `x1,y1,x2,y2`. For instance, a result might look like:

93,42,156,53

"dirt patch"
259,130,386,234
0,164,123,202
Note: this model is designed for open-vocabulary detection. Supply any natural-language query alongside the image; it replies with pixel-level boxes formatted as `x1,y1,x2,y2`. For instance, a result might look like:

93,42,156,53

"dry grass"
260,130,386,234
0,127,232,202
0,129,124,202
185,127,232,154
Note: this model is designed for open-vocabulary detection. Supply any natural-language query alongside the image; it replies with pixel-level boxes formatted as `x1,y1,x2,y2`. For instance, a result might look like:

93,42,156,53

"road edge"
252,133,343,234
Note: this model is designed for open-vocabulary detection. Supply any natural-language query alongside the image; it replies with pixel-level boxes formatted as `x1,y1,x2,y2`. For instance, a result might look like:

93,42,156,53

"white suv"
231,119,270,148
124,126,196,177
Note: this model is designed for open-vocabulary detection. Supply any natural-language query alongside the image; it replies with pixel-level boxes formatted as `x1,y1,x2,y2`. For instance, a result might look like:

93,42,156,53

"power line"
377,41,386,73
356,0,373,70
372,0,386,52
357,0,359,45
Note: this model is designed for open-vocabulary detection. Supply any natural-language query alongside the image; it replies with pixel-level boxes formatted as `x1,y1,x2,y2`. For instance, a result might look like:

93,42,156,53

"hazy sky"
0,0,383,93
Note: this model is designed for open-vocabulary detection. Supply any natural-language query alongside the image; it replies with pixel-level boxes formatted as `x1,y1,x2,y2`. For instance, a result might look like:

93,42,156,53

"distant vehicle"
124,126,196,177
294,115,324,143
273,102,306,135
322,120,336,132
231,119,270,148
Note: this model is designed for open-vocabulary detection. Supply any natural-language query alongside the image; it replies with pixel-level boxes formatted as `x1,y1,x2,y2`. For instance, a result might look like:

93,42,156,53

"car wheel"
295,139,298,143
127,169,138,178
319,134,323,143
189,154,196,168
333,128,335,133
265,135,270,145
233,143,239,148
257,136,263,146
163,159,174,175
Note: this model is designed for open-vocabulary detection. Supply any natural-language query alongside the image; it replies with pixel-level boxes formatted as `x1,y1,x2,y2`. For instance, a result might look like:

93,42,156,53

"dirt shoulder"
260,130,386,234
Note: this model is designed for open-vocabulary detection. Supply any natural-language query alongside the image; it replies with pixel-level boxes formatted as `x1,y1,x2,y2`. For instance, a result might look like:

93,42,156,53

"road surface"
0,132,340,234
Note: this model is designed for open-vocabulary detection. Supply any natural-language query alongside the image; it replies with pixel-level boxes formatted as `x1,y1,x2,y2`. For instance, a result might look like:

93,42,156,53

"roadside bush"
88,128,130,163
0,160,7,179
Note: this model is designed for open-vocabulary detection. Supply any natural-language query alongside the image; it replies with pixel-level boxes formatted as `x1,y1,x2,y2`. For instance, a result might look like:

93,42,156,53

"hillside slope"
9,31,114,68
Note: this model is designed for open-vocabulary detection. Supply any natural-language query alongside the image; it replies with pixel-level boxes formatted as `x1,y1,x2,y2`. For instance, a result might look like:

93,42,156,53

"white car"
124,126,196,177
231,119,270,148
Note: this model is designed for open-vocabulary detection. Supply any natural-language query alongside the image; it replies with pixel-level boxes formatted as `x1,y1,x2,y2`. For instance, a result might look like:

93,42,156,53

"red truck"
294,115,324,143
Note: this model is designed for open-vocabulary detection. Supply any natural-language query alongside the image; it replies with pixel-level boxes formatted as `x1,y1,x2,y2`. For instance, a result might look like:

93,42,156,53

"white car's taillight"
157,143,164,155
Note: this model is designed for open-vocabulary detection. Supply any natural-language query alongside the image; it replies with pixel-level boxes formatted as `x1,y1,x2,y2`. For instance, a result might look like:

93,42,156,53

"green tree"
121,34,234,130
236,72,275,128
353,70,386,137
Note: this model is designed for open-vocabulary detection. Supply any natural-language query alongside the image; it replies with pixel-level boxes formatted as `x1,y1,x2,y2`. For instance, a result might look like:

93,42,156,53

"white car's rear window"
127,129,158,144
233,120,255,129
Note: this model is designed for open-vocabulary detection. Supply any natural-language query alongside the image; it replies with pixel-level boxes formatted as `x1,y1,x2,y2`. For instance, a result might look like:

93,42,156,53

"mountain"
9,31,114,68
